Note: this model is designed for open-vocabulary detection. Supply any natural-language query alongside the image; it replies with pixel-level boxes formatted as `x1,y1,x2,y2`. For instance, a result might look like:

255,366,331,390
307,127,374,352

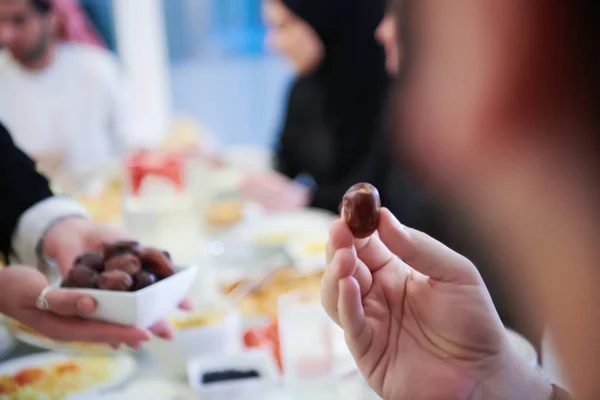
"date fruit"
139,247,175,279
132,271,157,291
105,253,141,275
103,240,142,259
97,270,134,291
341,183,381,239
63,266,98,288
73,251,105,272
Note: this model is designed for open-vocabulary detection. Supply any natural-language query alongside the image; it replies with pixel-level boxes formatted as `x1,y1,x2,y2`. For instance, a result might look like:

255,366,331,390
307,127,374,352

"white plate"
285,232,329,274
12,327,119,354
0,324,16,360
228,209,335,250
0,352,137,399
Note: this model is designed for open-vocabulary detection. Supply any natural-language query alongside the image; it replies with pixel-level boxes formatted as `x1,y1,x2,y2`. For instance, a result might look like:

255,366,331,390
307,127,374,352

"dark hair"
29,0,52,14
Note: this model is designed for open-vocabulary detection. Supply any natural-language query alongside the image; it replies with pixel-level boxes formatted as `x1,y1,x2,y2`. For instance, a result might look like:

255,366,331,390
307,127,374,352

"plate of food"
0,352,137,399
220,267,324,318
226,209,335,251
9,320,117,354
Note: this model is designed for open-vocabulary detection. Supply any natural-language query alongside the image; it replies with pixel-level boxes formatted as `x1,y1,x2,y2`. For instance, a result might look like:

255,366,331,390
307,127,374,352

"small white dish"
145,300,242,376
187,349,279,400
64,265,198,328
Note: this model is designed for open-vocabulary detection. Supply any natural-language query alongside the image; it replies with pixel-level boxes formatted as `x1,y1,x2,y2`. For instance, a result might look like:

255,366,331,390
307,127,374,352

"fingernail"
76,297,96,314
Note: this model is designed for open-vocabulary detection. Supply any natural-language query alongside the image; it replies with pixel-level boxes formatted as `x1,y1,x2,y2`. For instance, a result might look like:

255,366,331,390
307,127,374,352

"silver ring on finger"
36,286,53,311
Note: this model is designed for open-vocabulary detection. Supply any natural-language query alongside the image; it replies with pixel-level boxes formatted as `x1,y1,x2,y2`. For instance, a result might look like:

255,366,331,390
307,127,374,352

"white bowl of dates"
60,241,198,328
187,349,279,400
145,300,242,376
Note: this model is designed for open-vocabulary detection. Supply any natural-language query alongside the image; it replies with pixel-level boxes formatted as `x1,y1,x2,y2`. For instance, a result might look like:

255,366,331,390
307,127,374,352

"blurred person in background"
242,0,409,219
0,0,159,179
322,0,599,399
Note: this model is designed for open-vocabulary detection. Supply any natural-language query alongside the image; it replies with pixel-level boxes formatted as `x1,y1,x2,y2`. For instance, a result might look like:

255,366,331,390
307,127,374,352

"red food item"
105,253,142,275
138,247,175,279
73,251,105,272
126,151,185,197
97,270,134,291
243,330,264,348
63,265,98,288
242,318,283,372
341,183,381,239
132,270,157,291
14,368,45,386
103,240,142,259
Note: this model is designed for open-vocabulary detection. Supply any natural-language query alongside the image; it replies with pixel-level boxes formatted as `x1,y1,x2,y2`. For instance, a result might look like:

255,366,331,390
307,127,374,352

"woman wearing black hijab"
243,0,418,220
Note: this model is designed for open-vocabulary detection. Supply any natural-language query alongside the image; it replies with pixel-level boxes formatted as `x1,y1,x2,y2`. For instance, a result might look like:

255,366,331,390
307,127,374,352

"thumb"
377,208,481,285
44,289,97,317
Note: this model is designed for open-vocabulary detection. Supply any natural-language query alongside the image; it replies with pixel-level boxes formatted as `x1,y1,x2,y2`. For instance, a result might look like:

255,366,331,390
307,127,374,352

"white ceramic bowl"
187,349,279,400
65,266,198,328
145,301,242,377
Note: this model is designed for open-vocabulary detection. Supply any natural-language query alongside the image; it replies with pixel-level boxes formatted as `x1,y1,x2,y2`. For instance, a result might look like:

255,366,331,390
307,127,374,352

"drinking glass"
278,290,334,385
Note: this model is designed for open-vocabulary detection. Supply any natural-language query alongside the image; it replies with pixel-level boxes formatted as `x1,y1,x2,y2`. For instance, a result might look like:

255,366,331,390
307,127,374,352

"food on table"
97,270,134,291
243,318,282,372
9,320,113,352
221,268,323,317
62,241,175,291
62,266,98,289
302,240,327,255
341,182,381,238
138,248,175,279
102,240,142,259
104,253,141,275
74,251,105,272
168,309,228,330
76,177,123,225
205,200,244,227
201,369,261,384
0,356,113,399
132,271,157,291
252,232,296,247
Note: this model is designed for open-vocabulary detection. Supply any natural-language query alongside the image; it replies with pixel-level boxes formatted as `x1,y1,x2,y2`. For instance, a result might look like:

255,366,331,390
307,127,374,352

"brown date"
63,266,98,288
73,251,104,272
139,247,175,279
97,270,134,291
132,271,157,291
103,240,142,259
105,253,142,275
341,183,381,239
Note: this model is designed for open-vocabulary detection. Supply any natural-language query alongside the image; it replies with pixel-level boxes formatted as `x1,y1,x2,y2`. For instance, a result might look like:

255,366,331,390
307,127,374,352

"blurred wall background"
90,0,292,147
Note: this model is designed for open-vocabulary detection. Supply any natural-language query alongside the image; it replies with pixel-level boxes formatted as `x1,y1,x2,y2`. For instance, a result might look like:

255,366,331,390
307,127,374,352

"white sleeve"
109,67,164,152
10,196,89,267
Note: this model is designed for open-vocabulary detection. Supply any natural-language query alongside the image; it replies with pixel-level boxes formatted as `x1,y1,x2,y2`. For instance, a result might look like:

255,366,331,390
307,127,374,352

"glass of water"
278,290,334,385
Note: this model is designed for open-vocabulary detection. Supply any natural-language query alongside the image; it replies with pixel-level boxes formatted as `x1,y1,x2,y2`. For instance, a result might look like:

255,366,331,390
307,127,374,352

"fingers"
32,312,151,345
377,208,481,285
149,320,176,340
44,289,97,317
179,298,194,311
337,277,366,340
321,220,373,326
